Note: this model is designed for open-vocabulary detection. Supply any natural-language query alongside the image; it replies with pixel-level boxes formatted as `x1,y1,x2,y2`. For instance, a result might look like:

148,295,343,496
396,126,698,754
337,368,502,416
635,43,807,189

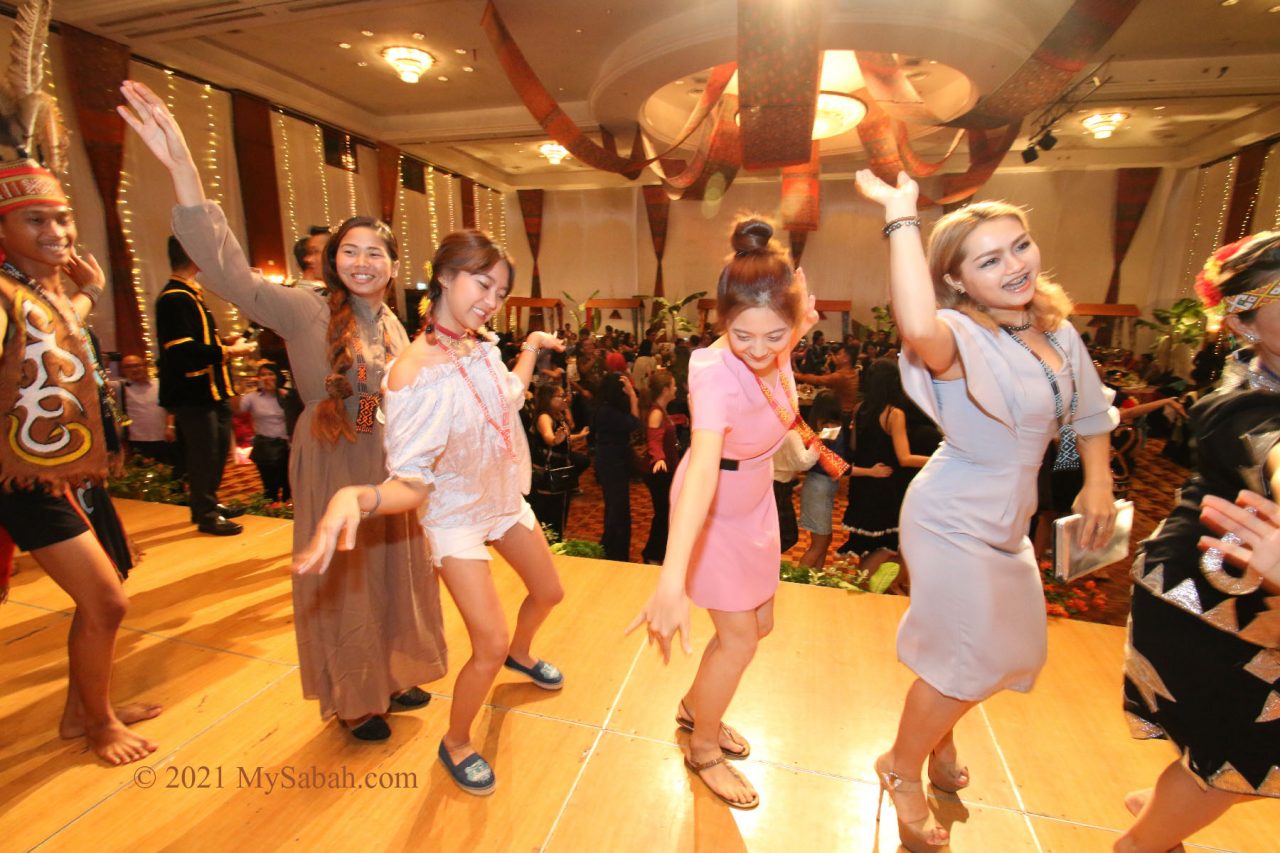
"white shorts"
424,501,537,566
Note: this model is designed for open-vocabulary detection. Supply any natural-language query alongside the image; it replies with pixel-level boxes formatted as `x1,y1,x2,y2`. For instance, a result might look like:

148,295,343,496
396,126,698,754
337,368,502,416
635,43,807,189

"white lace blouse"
382,342,532,530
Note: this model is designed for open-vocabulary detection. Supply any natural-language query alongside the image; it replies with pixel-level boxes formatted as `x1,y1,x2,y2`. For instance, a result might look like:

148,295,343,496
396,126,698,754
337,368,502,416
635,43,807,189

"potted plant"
1136,297,1206,378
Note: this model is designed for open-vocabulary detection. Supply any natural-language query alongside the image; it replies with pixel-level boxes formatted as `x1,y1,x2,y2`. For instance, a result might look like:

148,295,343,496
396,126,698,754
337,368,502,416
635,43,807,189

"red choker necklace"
433,321,471,341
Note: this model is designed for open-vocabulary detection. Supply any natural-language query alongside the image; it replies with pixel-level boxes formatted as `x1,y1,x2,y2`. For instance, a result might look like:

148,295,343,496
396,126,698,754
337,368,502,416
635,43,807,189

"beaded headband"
1194,231,1280,315
0,159,67,216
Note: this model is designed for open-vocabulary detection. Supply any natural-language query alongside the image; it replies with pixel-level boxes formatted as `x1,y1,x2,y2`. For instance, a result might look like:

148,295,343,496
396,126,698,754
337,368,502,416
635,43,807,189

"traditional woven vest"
0,271,107,491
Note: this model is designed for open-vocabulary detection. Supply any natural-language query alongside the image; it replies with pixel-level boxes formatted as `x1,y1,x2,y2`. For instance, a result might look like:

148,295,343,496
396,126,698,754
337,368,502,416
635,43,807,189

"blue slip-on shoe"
503,656,564,690
437,741,496,796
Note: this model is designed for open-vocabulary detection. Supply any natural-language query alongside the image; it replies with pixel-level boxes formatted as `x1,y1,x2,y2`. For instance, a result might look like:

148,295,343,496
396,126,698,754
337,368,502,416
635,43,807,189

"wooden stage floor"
2,500,1276,852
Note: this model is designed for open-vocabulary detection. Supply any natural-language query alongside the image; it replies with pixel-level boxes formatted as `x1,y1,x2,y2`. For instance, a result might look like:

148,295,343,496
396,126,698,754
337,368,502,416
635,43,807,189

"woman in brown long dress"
119,81,446,741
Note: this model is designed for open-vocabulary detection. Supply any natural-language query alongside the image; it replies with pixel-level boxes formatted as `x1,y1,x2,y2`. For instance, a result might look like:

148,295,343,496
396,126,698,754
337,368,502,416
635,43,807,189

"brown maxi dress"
172,201,447,721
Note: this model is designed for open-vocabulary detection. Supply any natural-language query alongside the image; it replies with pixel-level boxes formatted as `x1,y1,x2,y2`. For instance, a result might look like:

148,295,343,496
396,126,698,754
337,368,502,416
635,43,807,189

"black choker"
1001,321,1033,333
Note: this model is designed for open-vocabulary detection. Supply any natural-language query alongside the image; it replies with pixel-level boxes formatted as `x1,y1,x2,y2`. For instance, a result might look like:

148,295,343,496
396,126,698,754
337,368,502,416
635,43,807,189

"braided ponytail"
312,285,358,444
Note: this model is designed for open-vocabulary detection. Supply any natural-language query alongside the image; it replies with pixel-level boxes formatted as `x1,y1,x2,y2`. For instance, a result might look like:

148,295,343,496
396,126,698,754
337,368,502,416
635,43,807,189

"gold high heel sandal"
927,749,970,793
875,755,950,852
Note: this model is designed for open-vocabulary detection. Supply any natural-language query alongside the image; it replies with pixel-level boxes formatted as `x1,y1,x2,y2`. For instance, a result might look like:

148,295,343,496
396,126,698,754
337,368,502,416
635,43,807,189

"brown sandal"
684,752,760,810
675,702,751,759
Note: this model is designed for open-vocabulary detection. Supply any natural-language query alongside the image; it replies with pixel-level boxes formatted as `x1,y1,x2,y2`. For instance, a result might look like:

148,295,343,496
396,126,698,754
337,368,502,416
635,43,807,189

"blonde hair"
926,201,1072,333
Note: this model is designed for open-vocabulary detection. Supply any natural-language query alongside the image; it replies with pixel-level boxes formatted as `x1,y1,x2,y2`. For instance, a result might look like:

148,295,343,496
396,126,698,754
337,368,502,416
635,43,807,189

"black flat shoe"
389,687,432,710
198,516,243,536
347,716,391,741
217,503,246,519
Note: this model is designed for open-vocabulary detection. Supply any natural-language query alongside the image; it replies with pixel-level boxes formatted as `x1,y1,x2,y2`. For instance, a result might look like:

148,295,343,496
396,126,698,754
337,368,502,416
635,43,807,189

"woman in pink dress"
629,218,841,809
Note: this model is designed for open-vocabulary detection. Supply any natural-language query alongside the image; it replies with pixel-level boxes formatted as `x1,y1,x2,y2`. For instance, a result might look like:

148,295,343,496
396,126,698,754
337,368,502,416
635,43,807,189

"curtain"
517,189,545,298
642,185,670,306
1223,139,1274,243
1104,167,1161,304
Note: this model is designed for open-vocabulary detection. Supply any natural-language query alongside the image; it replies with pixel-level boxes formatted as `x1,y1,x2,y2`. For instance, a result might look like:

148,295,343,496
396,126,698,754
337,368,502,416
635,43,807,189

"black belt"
719,458,739,471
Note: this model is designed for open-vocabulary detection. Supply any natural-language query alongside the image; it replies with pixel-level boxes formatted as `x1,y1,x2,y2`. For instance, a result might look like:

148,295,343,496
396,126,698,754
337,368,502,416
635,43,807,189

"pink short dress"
671,346,790,612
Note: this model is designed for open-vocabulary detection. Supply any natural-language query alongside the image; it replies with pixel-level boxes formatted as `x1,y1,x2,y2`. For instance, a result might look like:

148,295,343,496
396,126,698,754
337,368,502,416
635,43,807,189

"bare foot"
86,720,158,766
687,743,757,807
929,742,970,791
60,702,163,739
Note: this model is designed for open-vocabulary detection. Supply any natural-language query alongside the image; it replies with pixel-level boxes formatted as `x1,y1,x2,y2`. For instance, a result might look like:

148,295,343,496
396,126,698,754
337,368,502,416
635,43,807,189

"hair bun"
731,218,774,256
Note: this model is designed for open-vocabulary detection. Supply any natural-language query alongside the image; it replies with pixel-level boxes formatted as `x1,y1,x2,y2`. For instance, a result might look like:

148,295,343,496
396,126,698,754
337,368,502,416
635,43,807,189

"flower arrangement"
779,556,901,594
1040,561,1108,618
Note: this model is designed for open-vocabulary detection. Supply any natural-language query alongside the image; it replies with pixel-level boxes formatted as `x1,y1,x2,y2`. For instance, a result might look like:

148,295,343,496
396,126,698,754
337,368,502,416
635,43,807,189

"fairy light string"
313,122,332,226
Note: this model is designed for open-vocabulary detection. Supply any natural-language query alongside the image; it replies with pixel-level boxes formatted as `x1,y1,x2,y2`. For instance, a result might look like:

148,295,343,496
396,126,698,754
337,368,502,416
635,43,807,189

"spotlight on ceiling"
1038,131,1058,151
811,91,868,140
382,46,435,84
1021,146,1039,164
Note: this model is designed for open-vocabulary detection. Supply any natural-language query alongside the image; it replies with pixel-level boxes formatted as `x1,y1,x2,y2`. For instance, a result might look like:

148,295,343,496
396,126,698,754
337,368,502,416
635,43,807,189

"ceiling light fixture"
539,142,570,165
437,75,449,82
463,66,475,72
413,33,426,40
455,48,468,54
337,42,351,49
1082,111,1129,139
360,30,374,37
382,46,435,84
811,91,867,140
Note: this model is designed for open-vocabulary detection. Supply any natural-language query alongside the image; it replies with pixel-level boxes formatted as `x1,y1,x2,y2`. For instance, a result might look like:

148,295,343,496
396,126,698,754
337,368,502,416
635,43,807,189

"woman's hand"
1072,480,1118,551
1163,397,1187,419
855,169,920,219
1200,491,1280,582
527,331,565,352
117,81,197,174
293,486,364,574
868,462,893,478
625,575,692,664
652,459,668,474
793,268,820,339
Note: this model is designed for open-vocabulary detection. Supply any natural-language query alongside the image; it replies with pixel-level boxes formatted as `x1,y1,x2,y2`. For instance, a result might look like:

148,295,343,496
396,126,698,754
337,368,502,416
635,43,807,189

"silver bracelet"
79,283,104,305
882,217,921,238
361,485,382,519
521,340,540,355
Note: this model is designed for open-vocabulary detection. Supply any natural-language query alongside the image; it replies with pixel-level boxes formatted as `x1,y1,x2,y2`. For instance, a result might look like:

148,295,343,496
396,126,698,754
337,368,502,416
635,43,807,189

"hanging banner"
518,189,544,297
736,0,823,170
642,185,670,301
376,143,400,224
780,141,821,231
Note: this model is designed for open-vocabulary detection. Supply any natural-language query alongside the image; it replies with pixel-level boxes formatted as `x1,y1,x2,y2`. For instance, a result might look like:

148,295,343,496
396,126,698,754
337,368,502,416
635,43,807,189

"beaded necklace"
1002,327,1080,470
753,367,850,478
435,333,517,463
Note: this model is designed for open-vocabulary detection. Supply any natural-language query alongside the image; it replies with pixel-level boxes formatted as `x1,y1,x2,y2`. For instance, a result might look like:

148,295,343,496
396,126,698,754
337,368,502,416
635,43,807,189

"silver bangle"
521,340,540,355
79,283,104,305
361,485,382,519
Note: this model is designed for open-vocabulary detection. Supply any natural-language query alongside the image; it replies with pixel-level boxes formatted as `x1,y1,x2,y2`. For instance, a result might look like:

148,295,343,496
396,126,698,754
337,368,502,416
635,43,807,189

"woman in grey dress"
119,81,446,741
856,170,1118,851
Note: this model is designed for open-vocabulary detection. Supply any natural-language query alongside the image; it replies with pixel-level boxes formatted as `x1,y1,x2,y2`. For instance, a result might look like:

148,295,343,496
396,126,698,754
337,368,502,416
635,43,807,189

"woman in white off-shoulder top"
296,230,567,798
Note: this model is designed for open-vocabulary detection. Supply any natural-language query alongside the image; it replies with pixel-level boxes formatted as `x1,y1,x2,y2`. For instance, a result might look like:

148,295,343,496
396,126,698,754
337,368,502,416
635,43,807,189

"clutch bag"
1053,499,1134,582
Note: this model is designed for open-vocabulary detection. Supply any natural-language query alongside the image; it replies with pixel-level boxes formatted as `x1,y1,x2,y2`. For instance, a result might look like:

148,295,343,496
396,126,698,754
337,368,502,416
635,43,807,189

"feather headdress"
0,0,67,173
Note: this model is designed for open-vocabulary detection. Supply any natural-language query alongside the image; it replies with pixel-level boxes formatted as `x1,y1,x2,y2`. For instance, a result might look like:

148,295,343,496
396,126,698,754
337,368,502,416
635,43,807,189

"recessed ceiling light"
455,48,468,54
437,75,449,81
360,30,374,37
675,79,685,85
357,61,368,67
337,42,351,49
413,32,426,40
1220,0,1239,6
463,66,474,72
575,28,583,34
1153,105,1166,110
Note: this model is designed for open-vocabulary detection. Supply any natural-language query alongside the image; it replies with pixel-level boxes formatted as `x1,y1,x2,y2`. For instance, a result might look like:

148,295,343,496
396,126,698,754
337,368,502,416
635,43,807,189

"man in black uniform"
155,236,253,535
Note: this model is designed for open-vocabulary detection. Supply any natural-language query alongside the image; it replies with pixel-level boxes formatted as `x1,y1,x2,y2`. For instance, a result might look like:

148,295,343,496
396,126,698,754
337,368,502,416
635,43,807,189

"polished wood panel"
3,499,1276,851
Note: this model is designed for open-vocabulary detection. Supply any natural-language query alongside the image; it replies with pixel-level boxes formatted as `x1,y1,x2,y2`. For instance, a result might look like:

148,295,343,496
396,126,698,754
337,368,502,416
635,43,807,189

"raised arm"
118,80,313,337
509,332,563,389
854,170,958,378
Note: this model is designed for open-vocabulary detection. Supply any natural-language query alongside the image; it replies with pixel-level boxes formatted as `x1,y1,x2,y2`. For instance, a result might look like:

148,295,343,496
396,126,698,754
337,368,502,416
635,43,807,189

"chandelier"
1082,112,1129,140
811,91,868,140
539,142,570,165
382,46,435,84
